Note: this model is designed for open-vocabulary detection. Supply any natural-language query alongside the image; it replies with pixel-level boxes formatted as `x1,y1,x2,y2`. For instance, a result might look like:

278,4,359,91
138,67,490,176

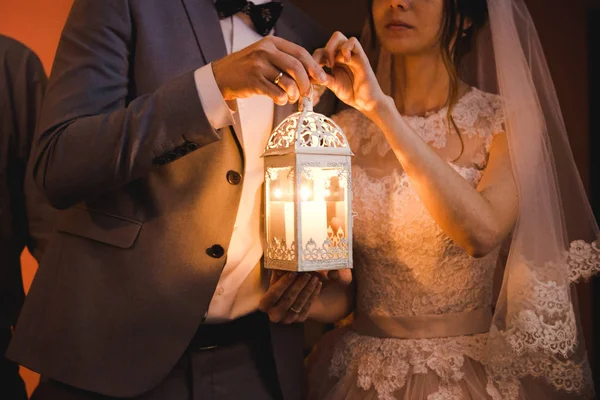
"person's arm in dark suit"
35,0,330,210
0,35,47,332
0,36,43,397
0,37,49,259
33,0,223,210
11,41,52,263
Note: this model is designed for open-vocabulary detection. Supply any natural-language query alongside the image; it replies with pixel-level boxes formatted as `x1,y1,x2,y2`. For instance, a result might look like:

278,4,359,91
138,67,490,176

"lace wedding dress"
306,88,594,400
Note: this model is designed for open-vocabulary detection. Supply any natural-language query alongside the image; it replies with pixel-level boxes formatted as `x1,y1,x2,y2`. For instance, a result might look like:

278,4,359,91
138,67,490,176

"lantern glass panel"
299,165,349,267
265,166,296,263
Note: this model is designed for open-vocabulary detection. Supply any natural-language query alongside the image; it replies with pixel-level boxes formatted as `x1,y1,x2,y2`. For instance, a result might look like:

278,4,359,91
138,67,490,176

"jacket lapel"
181,0,228,64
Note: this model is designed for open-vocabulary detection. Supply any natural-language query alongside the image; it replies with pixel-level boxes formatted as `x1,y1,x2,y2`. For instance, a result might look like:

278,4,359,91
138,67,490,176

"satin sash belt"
352,308,493,339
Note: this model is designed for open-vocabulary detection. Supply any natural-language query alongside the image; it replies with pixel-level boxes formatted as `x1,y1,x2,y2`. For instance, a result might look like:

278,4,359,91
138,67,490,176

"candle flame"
273,188,282,199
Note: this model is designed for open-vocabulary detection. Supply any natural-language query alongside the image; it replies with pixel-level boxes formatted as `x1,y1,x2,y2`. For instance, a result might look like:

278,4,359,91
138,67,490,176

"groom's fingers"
299,281,322,321
268,51,313,98
267,273,313,322
263,64,300,103
271,37,328,87
259,272,298,313
259,76,290,106
274,74,301,103
286,280,322,324
283,276,320,324
270,270,287,284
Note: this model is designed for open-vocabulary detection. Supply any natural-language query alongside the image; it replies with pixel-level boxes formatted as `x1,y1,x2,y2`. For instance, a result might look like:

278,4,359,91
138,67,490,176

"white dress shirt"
194,2,275,322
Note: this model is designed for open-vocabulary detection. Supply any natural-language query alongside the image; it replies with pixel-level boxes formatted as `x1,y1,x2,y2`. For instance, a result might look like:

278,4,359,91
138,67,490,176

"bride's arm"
367,99,518,257
316,32,518,257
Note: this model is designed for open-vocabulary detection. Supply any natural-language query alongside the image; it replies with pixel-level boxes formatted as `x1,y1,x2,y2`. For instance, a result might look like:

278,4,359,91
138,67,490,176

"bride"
306,0,600,398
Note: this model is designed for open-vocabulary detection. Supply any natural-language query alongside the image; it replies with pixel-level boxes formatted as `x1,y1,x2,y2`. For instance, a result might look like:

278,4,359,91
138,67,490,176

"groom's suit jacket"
7,0,332,398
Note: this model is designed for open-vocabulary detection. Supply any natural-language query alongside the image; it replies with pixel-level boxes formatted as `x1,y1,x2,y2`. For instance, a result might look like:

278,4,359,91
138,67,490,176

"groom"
7,0,336,399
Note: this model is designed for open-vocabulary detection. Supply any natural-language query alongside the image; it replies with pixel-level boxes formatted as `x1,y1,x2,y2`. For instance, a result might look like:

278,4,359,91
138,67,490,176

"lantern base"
264,259,353,272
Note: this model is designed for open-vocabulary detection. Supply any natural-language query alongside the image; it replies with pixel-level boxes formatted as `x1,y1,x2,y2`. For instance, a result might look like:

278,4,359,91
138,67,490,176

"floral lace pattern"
329,331,489,400
325,89,595,399
351,167,498,318
343,87,505,166
567,239,600,282
403,88,505,150
484,255,595,398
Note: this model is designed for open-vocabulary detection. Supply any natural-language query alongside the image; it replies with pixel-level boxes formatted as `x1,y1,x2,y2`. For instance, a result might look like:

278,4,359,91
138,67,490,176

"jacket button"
226,170,242,185
176,146,188,156
206,244,225,258
154,157,167,166
186,142,198,152
167,152,178,161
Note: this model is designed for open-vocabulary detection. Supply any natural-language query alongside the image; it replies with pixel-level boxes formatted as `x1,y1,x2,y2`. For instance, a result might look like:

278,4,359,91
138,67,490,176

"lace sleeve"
451,90,508,167
449,89,506,141
488,94,506,136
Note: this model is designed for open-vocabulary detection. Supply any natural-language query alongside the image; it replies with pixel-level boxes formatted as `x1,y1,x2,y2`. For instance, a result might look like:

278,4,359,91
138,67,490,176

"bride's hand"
313,32,386,113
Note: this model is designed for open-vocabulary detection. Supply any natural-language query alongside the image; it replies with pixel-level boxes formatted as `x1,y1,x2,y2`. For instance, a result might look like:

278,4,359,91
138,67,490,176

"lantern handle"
298,85,314,112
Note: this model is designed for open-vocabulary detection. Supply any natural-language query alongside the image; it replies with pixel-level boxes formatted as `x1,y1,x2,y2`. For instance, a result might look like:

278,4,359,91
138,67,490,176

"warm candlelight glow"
301,186,312,201
273,188,282,199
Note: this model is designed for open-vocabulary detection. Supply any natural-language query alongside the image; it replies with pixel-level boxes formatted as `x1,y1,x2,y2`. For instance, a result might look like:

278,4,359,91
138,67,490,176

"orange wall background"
0,0,73,74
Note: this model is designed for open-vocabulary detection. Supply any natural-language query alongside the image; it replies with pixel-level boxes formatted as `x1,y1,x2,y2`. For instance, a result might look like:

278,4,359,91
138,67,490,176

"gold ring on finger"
273,71,283,85
290,306,301,314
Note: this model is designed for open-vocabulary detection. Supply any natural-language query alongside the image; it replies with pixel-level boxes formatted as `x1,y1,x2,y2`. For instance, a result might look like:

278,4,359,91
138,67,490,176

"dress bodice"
335,87,506,318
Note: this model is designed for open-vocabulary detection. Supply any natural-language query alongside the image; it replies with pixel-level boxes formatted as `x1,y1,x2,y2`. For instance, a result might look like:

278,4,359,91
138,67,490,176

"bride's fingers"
339,37,359,62
337,37,368,65
323,31,349,67
334,38,371,73
313,48,327,66
334,51,352,67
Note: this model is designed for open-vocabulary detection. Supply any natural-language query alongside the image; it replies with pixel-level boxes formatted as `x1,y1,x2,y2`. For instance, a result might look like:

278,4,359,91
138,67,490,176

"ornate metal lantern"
262,94,353,272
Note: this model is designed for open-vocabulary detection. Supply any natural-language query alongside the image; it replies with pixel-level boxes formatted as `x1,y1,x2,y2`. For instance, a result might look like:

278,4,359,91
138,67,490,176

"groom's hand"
259,271,323,324
212,36,328,106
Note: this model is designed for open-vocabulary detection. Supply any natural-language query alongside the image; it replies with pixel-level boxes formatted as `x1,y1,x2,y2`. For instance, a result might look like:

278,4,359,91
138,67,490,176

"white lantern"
262,93,353,272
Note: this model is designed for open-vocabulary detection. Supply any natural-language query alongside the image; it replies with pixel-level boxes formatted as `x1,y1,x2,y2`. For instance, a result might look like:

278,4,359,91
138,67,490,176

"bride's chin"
379,38,423,57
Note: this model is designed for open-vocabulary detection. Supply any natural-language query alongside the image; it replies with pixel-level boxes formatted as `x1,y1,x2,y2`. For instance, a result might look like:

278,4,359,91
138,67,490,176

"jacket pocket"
56,207,142,249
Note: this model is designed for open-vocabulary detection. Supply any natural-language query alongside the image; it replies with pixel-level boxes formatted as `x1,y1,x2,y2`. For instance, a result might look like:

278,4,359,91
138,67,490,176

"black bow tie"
215,0,283,36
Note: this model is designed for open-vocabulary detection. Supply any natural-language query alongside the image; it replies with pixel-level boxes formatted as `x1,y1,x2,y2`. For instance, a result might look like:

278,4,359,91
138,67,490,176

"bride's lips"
385,20,414,32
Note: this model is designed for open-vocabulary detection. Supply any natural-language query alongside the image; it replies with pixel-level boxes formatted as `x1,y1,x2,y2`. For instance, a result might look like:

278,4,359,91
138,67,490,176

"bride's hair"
441,0,488,159
366,0,488,160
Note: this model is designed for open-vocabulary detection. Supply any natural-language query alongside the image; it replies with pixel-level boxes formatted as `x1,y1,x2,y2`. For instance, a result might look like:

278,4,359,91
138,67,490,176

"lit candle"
302,202,327,247
269,201,295,249
283,202,295,246
301,170,328,247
